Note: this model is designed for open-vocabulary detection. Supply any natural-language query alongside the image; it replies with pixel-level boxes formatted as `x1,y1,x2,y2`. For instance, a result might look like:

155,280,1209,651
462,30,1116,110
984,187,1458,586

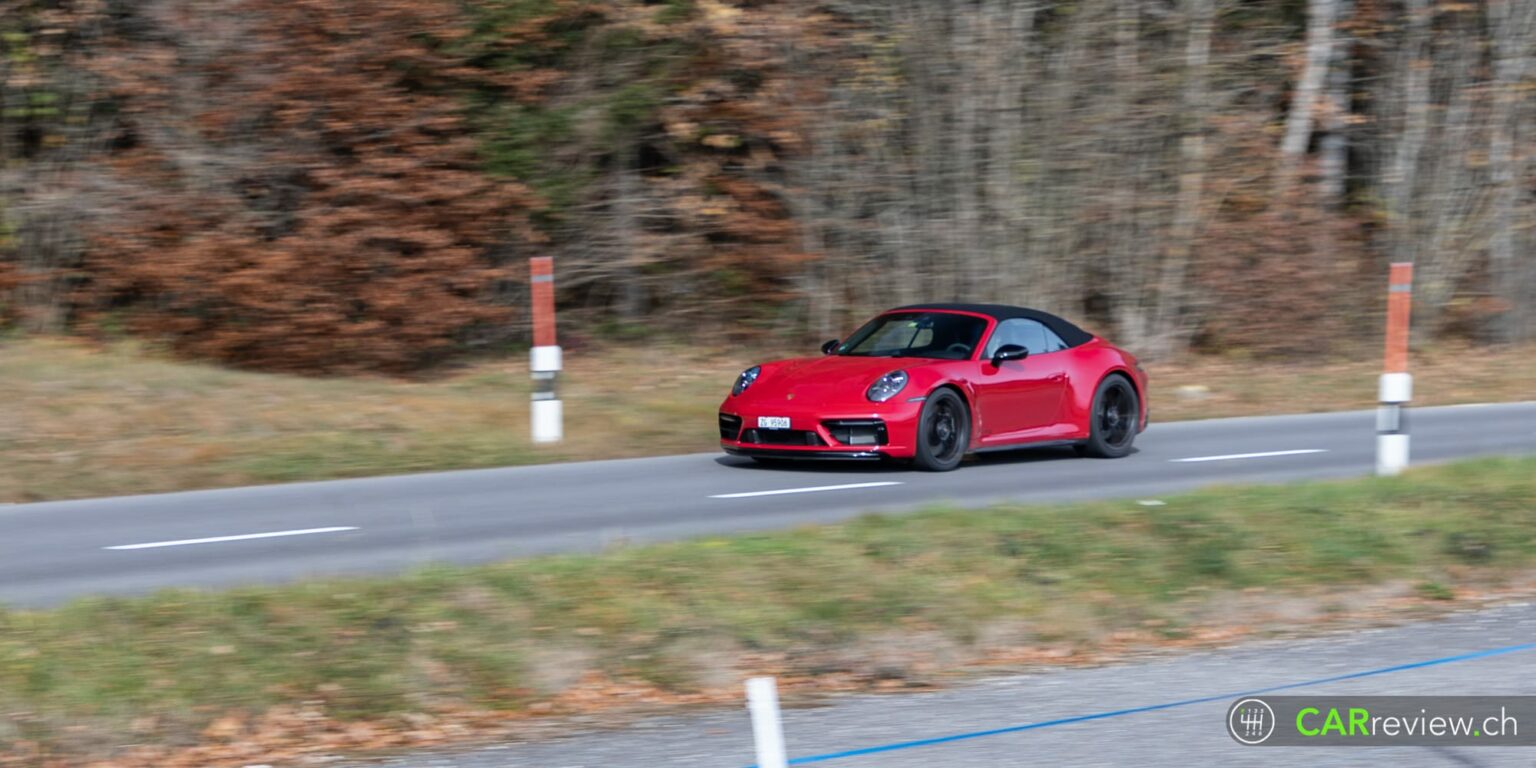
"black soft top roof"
890,303,1095,348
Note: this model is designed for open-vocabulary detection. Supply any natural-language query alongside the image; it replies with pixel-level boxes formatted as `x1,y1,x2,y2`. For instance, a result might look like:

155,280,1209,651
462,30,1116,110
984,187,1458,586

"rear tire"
912,389,970,472
1078,375,1139,458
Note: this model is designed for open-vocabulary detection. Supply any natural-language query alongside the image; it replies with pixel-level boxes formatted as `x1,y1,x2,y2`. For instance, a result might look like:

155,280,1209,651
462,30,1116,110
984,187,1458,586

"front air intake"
741,429,826,446
824,419,889,446
719,413,743,440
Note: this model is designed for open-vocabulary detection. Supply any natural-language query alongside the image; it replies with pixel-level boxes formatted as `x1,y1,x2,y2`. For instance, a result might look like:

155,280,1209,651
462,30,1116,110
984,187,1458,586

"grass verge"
3,336,1535,502
2,457,1534,765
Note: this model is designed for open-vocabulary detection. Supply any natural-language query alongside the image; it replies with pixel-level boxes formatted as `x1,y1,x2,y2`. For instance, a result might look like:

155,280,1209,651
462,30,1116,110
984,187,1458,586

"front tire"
913,389,970,471
1077,375,1139,458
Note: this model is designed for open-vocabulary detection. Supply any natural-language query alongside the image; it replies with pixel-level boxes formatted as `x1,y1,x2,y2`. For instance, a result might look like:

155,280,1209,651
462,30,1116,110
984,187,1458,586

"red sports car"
719,303,1148,471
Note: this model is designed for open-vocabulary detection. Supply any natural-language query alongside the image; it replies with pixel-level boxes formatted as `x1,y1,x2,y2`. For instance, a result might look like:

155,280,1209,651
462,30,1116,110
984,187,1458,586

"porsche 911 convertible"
718,303,1148,471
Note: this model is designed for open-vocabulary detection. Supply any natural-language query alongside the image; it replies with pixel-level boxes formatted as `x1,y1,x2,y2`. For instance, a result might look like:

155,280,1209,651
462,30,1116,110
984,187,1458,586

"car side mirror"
990,344,1028,367
821,339,840,355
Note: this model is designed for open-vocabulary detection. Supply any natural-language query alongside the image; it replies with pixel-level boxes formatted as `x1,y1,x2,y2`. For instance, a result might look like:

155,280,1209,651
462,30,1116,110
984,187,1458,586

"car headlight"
732,365,762,396
866,370,909,403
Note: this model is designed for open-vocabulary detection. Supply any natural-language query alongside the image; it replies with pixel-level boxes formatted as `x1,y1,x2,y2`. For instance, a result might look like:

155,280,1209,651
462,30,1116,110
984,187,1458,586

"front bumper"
718,399,925,459
722,446,885,461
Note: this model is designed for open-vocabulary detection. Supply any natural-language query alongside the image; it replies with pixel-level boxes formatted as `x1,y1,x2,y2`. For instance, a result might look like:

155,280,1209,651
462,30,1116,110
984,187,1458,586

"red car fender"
1059,342,1149,434
892,366,988,444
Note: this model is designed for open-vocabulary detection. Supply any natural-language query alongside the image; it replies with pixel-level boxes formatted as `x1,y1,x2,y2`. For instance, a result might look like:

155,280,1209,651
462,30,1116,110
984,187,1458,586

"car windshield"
836,312,987,360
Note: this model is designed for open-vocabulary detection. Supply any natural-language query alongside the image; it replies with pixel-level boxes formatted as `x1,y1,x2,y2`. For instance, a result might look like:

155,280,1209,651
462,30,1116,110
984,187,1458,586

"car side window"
983,319,1067,357
1041,326,1067,353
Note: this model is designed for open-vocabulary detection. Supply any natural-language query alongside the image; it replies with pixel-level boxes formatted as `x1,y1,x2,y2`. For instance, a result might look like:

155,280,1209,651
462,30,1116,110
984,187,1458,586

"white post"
530,345,563,444
1377,372,1411,476
746,676,788,768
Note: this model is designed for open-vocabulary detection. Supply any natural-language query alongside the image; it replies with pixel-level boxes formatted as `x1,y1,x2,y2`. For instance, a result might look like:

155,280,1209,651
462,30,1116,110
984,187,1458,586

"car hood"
749,355,919,403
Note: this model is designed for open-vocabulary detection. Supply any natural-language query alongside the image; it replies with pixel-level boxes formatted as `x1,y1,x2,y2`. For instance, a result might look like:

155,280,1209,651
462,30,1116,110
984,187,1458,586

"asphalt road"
353,602,1536,768
2,401,1533,607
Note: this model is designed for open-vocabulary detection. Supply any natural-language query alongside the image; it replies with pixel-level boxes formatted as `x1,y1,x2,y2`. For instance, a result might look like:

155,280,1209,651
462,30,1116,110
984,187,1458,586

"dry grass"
1149,343,1536,422
0,337,758,502
2,336,1533,502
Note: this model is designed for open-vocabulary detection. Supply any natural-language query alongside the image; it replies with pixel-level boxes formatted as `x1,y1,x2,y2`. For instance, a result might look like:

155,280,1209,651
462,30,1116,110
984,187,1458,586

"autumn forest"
1,0,1532,373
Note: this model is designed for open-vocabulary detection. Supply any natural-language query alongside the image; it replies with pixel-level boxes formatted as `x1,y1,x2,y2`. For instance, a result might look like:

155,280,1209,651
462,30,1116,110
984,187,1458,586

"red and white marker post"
530,257,562,444
1377,262,1413,476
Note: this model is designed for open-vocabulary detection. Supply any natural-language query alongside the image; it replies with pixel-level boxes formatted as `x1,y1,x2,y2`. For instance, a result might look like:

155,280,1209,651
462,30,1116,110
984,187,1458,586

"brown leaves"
73,0,538,373
1196,188,1369,357
43,0,837,369
5,0,838,366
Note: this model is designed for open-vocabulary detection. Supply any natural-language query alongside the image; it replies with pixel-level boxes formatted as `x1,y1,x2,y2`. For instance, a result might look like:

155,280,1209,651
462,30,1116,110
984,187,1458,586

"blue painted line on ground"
739,641,1536,767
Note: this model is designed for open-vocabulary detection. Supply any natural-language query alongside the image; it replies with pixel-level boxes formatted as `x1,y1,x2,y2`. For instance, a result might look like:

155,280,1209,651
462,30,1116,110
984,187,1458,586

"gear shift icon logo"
1228,698,1276,745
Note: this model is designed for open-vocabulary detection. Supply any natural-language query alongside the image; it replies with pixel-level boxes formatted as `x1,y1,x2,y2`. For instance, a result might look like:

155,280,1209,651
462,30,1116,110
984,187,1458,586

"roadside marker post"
746,677,789,768
530,257,562,444
1377,262,1413,476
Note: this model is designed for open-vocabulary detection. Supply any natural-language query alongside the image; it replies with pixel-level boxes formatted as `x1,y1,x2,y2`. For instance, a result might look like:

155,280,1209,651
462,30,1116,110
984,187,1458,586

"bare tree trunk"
996,2,1035,306
1109,0,1149,346
1383,0,1430,272
1486,0,1535,342
1318,0,1354,205
1402,10,1486,338
1277,0,1339,195
791,103,838,341
613,149,646,323
954,6,982,299
1149,0,1214,357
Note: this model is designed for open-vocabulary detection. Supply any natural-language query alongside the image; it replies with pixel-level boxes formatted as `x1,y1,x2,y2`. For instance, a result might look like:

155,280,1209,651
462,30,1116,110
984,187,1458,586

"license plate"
757,416,791,430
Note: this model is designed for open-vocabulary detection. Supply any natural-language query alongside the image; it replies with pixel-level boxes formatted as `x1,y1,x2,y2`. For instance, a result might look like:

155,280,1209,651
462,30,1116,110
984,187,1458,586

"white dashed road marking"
104,526,359,550
1170,449,1329,463
711,481,903,499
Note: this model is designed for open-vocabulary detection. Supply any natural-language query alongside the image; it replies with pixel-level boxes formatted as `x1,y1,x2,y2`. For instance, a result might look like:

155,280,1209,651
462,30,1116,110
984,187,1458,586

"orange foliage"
75,0,539,373
1197,191,1370,356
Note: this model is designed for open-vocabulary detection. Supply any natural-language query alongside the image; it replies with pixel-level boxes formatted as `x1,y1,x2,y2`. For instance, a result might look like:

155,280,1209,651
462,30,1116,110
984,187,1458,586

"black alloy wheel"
1076,375,1139,458
913,389,969,471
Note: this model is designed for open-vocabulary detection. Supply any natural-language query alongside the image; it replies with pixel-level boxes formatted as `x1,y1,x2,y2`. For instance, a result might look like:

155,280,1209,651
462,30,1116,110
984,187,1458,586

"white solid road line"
711,481,903,499
104,526,359,551
1170,448,1329,463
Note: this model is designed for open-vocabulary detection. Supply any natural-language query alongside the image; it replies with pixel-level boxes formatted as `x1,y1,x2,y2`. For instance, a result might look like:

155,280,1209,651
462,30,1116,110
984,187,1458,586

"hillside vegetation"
1,0,1532,373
